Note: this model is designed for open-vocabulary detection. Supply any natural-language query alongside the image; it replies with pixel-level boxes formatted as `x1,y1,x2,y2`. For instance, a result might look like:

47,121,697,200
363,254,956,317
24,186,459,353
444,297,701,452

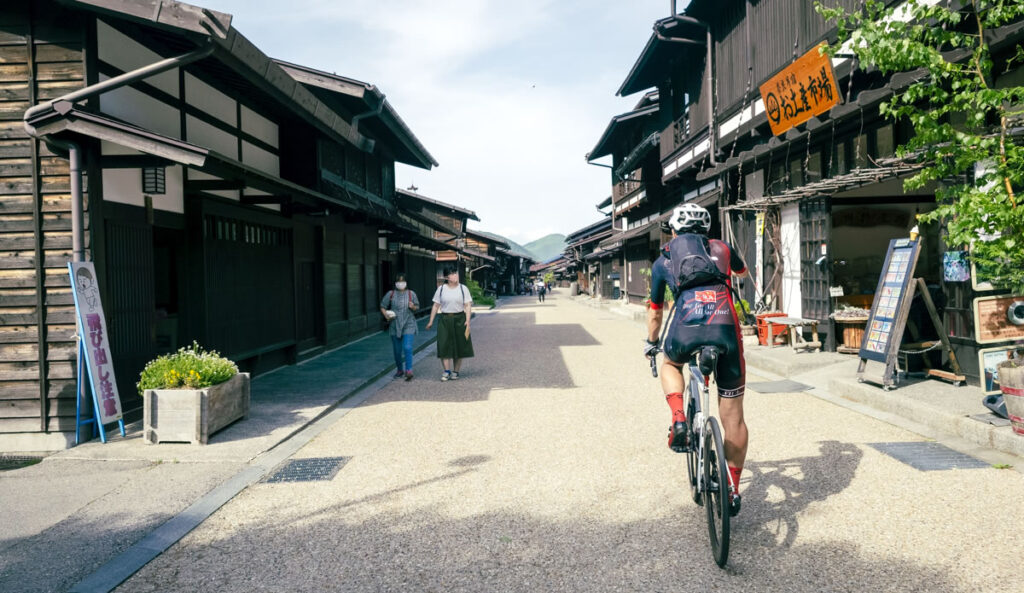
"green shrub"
137,341,238,396
734,299,751,323
464,278,496,307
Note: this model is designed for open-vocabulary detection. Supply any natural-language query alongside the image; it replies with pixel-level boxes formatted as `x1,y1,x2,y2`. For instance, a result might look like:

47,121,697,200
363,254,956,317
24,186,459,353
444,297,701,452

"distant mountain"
524,234,567,262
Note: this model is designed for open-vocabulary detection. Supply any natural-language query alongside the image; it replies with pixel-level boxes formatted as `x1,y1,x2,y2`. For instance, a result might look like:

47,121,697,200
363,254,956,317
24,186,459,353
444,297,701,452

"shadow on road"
740,440,863,548
372,311,601,404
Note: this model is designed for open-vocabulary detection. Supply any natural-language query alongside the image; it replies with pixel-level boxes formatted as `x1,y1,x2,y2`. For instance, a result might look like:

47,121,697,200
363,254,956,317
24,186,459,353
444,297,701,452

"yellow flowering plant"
137,341,238,396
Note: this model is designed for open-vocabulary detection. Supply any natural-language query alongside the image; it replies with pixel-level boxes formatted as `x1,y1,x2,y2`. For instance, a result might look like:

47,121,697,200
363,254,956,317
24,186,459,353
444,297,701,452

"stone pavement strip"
0,317,438,593
92,293,1023,593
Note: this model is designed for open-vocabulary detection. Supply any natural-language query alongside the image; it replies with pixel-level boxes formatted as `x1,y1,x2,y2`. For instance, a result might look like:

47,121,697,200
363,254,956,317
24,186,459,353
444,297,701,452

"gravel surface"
115,294,1024,593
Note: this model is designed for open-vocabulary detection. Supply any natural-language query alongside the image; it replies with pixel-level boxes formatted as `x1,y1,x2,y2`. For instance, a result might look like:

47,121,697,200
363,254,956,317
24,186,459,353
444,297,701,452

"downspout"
352,90,386,134
656,11,716,166
24,42,216,261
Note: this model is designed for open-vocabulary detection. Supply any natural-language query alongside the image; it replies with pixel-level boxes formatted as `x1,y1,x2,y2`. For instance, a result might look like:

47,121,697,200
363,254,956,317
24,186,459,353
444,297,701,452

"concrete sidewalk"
0,316,440,593
572,294,1024,461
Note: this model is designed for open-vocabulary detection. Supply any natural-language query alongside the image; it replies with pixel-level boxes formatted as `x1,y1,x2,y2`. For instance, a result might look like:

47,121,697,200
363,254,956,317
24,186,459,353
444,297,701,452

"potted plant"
734,298,756,336
998,349,1024,437
138,341,250,445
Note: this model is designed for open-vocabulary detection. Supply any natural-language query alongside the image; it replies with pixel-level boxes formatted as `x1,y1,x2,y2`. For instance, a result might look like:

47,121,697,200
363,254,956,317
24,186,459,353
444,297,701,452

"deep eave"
273,59,438,170
617,16,704,97
57,0,375,153
396,189,480,221
588,103,659,161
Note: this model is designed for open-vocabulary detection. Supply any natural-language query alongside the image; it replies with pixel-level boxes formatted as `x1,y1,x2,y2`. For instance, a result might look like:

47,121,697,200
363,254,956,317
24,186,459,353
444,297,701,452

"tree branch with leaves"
816,0,1024,294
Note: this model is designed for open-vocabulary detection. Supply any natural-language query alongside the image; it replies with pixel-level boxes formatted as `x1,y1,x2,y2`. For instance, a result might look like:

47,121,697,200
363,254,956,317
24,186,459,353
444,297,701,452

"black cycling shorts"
663,320,746,398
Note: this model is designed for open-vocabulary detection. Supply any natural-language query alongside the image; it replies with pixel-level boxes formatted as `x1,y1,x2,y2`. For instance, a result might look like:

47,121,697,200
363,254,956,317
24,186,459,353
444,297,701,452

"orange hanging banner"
759,42,841,136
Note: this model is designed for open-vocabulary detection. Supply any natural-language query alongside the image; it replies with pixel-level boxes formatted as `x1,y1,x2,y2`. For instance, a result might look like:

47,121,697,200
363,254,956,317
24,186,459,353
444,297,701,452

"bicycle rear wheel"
703,416,730,567
685,394,701,506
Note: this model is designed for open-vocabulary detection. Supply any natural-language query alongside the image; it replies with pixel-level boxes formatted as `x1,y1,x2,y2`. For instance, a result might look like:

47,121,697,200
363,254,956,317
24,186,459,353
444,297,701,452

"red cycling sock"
729,466,743,495
665,392,686,424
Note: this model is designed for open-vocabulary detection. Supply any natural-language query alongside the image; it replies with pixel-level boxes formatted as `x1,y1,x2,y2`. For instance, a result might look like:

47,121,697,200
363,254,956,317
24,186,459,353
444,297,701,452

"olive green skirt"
436,312,474,359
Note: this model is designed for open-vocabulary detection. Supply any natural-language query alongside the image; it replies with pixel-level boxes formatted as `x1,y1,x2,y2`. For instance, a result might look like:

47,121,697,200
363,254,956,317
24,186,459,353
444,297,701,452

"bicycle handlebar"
649,349,660,378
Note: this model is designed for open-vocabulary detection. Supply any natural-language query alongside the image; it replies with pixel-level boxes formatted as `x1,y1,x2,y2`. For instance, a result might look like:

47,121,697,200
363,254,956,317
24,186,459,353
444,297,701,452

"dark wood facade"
1,0,447,449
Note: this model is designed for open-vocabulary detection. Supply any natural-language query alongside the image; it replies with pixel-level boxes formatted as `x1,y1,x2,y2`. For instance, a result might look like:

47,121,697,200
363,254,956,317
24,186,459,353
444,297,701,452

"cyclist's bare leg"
717,394,749,475
660,359,684,395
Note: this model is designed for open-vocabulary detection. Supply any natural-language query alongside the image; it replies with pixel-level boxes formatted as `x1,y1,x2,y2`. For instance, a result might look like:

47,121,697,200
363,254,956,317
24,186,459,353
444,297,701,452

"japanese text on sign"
759,42,840,136
70,262,123,424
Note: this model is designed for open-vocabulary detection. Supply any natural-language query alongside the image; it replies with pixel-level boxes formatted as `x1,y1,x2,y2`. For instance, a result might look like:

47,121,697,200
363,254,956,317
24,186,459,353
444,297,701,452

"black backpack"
667,234,728,291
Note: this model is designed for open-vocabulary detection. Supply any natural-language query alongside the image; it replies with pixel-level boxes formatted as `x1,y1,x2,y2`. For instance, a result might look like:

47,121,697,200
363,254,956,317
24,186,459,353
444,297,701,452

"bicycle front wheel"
703,416,730,567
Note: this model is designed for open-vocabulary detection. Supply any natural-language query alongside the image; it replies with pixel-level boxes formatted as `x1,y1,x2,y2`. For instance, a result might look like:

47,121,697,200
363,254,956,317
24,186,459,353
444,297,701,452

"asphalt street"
112,293,1024,593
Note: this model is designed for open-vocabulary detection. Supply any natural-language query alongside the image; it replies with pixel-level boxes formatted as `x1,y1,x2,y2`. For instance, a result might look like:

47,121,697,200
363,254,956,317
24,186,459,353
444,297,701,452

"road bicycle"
650,345,734,567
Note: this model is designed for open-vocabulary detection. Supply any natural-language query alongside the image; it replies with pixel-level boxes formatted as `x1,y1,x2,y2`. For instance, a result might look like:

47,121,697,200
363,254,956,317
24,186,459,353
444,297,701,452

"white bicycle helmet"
668,203,711,233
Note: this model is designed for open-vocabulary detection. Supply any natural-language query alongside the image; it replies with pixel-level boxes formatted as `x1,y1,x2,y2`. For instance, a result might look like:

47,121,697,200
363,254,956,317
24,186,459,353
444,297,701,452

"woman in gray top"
380,273,420,381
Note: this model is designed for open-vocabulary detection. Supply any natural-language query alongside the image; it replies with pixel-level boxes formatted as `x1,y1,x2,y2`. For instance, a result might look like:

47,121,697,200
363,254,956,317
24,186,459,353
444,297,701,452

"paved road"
115,293,1024,593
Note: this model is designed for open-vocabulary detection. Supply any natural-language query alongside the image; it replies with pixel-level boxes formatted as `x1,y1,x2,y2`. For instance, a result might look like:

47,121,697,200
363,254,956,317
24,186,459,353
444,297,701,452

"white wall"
780,203,802,318
97,20,178,97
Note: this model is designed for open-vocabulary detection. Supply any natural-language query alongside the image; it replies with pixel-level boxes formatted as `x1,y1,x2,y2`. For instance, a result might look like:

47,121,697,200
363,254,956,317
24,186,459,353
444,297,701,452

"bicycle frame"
685,359,735,499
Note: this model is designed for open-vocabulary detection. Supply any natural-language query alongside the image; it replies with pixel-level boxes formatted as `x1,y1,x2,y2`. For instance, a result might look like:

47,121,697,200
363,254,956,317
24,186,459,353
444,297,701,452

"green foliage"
137,341,238,396
734,298,751,323
543,272,555,286
816,0,1024,294
464,278,495,307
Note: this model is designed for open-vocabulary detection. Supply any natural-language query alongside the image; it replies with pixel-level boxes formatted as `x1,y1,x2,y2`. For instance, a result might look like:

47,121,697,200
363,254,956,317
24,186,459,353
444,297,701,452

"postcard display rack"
857,238,965,390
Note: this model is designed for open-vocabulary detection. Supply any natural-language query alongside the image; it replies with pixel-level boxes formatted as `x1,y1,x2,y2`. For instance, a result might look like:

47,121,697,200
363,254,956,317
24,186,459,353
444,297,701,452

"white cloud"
210,0,662,239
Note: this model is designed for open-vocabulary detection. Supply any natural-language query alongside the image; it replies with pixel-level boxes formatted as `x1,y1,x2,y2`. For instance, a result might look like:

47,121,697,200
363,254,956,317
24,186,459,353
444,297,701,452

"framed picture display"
973,294,1024,344
978,346,1020,395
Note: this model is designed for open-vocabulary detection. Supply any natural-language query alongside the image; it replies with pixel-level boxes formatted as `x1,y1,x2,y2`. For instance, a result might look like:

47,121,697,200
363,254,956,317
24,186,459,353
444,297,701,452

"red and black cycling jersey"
648,235,748,322
649,234,748,398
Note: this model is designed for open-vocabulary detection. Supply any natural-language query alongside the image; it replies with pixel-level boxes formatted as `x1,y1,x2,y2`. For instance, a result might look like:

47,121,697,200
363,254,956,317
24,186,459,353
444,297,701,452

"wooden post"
915,278,963,375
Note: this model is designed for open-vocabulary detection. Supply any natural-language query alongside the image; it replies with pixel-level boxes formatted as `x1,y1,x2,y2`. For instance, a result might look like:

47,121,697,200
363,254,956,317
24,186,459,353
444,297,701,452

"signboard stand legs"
857,275,966,390
74,336,125,444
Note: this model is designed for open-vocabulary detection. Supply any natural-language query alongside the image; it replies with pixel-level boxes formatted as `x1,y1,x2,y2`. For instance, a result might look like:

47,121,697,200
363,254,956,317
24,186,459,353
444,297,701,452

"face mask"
395,282,407,290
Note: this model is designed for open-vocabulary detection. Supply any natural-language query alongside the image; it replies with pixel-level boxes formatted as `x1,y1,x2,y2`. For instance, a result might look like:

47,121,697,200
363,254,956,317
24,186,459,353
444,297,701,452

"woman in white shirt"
426,267,474,381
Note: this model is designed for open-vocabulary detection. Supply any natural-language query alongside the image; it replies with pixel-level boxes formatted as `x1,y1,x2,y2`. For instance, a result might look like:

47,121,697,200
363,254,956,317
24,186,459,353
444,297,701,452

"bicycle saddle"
697,346,720,378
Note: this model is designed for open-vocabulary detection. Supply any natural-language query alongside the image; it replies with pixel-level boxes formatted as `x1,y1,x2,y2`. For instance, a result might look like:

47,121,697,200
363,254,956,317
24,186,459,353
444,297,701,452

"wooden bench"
764,317,821,352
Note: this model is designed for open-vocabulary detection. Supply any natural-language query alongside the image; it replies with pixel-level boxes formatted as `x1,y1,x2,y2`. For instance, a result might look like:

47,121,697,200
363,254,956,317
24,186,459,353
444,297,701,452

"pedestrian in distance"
380,273,420,381
537,278,546,302
426,267,474,381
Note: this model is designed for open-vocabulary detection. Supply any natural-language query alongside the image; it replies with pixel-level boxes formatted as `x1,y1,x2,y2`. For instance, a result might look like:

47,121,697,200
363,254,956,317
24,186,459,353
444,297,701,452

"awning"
588,104,659,161
566,228,613,250
721,157,927,211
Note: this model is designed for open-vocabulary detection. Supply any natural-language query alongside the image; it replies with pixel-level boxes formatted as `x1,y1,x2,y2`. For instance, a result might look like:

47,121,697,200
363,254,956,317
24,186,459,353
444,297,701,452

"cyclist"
643,203,749,515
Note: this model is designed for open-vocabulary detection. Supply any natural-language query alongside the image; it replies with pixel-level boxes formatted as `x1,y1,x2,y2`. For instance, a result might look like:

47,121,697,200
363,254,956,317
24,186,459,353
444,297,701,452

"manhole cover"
264,457,350,483
747,380,814,393
869,442,989,471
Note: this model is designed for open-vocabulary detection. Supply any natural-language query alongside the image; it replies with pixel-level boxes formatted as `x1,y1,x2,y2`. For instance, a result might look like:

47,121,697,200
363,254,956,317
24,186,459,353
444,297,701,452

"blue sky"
208,1,674,243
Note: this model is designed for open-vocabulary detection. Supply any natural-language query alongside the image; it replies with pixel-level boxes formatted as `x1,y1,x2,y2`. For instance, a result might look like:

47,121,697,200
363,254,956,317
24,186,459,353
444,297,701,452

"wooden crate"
143,373,250,445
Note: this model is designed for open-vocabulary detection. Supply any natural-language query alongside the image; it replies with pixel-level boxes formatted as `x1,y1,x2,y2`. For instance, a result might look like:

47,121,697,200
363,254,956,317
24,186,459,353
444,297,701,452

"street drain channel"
264,457,350,483
869,442,990,471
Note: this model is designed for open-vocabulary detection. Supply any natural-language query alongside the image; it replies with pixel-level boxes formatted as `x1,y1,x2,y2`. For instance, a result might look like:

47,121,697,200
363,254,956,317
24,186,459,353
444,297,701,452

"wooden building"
563,216,612,296
0,0,439,450
587,91,672,305
601,0,1024,385
395,188,479,285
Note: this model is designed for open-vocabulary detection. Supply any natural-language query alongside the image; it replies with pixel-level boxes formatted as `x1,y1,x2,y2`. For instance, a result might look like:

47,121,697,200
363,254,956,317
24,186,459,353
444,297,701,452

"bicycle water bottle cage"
698,346,719,385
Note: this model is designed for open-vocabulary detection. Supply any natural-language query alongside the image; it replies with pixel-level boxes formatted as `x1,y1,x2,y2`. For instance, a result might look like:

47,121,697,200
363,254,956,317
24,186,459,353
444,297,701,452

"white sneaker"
441,371,451,381
450,372,460,380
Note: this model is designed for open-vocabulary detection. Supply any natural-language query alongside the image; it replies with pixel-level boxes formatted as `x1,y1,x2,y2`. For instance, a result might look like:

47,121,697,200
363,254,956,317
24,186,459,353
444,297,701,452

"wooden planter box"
144,372,250,445
834,317,869,354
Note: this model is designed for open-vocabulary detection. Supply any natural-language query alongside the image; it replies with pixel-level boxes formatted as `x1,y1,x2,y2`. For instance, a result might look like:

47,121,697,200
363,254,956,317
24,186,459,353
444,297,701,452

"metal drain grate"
264,457,350,483
747,380,814,393
869,442,989,471
0,456,43,471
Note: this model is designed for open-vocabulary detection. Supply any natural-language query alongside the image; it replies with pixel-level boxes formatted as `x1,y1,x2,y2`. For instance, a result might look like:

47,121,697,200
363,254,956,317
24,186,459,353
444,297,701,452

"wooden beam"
184,179,245,191
240,194,290,205
99,154,174,169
